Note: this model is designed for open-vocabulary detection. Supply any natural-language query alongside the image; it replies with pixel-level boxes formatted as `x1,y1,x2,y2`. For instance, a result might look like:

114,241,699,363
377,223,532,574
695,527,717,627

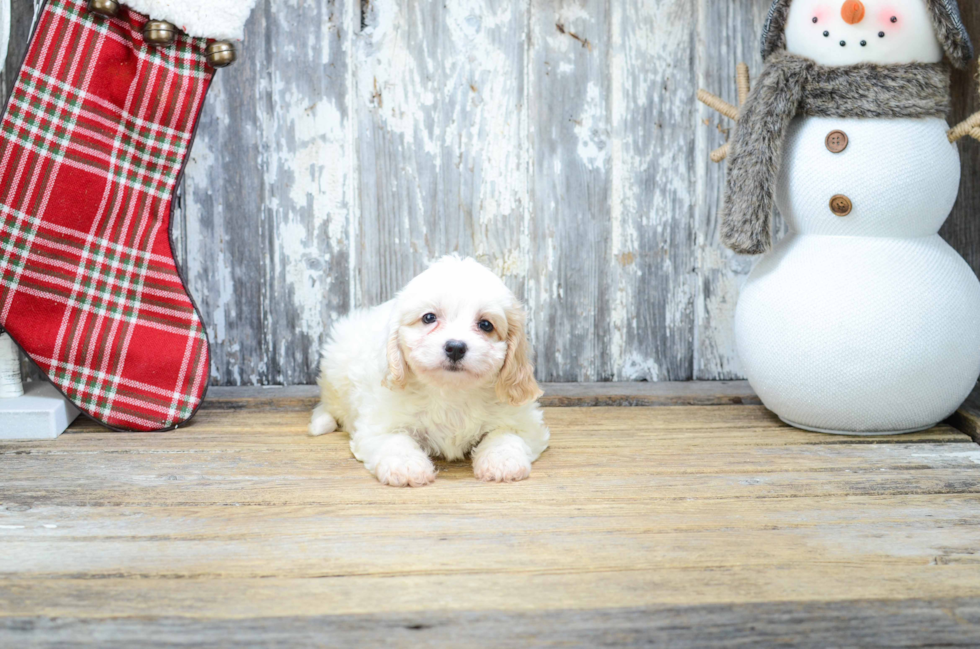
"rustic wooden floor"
2,384,980,647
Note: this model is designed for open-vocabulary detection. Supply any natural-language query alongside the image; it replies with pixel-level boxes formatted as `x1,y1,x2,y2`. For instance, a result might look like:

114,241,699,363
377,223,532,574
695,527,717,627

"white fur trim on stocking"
124,0,258,41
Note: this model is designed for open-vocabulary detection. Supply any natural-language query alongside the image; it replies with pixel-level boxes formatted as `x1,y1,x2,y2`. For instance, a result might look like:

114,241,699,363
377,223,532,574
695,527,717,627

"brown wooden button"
830,194,853,217
825,130,849,153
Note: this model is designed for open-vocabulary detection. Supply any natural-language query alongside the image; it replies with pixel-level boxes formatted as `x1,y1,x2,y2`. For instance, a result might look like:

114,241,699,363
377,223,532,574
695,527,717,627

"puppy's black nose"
444,340,467,363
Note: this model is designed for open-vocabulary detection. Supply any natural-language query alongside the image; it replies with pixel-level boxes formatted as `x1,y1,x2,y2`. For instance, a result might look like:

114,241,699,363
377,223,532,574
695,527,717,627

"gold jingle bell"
87,0,119,18
143,20,177,46
206,41,237,68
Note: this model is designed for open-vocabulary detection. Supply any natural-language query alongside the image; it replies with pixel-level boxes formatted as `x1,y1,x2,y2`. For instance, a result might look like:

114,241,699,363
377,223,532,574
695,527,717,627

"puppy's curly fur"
310,256,549,487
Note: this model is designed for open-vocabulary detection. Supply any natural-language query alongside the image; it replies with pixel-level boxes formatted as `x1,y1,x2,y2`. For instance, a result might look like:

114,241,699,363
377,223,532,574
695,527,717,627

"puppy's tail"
309,404,338,437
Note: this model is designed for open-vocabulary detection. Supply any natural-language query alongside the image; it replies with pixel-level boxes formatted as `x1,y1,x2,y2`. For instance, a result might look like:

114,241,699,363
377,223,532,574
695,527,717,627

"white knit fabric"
777,117,961,237
124,0,258,40
737,235,980,434
737,116,980,434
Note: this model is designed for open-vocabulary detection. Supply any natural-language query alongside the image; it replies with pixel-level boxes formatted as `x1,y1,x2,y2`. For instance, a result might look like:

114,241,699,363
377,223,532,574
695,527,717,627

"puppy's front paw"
375,453,437,488
309,405,338,437
473,443,532,483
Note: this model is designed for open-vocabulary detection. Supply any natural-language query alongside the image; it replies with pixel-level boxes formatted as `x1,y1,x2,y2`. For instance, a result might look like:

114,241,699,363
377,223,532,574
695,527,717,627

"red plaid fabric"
0,0,213,431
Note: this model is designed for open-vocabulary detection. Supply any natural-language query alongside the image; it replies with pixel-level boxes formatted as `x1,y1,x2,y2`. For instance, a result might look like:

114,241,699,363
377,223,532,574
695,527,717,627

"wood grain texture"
173,0,355,386
693,0,766,380
944,1,980,277
3,0,980,385
2,403,980,645
601,0,698,381
3,0,44,383
527,0,609,381
197,380,762,411
949,382,980,443
3,599,980,648
354,0,529,310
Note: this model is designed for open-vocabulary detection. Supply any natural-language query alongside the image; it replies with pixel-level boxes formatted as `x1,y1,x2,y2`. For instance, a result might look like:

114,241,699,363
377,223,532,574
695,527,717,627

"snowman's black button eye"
860,40,867,46
813,16,818,23
840,40,846,47
891,16,897,23
823,31,830,37
879,31,885,38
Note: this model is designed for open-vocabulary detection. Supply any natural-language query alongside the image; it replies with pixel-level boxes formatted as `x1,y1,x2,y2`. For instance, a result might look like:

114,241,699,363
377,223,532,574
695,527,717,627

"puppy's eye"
478,320,494,333
422,313,437,325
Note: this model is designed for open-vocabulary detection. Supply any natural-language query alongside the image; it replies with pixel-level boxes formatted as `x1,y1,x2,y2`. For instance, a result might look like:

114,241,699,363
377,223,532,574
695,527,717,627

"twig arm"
698,63,750,163
697,89,739,122
736,63,750,107
948,111,980,143
710,142,730,163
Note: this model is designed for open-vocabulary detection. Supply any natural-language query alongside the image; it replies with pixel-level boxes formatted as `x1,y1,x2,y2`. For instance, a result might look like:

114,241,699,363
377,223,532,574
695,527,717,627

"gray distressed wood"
354,0,529,310
528,0,698,382
3,599,980,648
2,402,980,645
197,380,762,411
527,0,608,381
603,0,698,382
947,381,980,443
693,0,767,380
944,2,980,276
3,0,42,383
0,0,34,97
174,0,354,386
3,0,980,385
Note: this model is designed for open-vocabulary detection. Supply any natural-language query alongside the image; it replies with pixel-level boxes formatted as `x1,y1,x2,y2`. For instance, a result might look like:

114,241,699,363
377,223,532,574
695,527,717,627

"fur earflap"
926,0,974,68
761,0,974,68
383,321,408,390
495,306,543,407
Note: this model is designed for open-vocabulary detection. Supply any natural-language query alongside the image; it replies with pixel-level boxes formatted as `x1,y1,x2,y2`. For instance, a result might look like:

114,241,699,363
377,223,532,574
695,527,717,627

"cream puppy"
310,256,549,487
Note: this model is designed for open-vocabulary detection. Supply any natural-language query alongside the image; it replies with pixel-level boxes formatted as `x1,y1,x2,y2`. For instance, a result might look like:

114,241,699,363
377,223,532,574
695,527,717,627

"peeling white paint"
172,0,758,384
490,248,525,278
913,449,980,465
274,94,348,336
357,0,437,153
574,83,609,171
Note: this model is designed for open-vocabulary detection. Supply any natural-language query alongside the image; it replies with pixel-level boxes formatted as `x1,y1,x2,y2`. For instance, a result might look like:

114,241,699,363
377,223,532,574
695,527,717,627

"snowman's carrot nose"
841,0,866,24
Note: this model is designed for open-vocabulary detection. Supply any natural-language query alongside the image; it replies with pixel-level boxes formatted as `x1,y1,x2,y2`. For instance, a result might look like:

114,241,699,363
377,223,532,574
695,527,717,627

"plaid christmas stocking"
0,0,256,431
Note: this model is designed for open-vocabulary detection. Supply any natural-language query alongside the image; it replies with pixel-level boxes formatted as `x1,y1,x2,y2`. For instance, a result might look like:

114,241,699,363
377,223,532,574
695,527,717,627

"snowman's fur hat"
761,0,974,68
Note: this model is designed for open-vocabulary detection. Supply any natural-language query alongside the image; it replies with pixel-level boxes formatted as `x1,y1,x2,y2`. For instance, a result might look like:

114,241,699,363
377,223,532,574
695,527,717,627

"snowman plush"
717,0,980,434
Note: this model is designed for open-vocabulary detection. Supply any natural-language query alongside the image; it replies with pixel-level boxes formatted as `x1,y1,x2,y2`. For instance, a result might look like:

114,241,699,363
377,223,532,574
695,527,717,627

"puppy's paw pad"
473,449,532,483
376,455,437,488
309,412,338,437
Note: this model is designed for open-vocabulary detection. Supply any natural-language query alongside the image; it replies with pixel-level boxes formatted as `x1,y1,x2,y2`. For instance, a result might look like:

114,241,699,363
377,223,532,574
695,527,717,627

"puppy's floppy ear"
496,305,543,406
383,319,408,390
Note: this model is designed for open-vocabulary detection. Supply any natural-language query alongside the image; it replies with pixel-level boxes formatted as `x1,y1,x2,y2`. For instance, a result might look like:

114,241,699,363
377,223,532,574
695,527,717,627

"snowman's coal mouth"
823,32,878,47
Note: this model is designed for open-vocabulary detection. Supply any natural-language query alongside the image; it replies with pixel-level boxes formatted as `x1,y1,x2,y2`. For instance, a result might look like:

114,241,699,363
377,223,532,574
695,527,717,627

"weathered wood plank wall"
3,0,980,385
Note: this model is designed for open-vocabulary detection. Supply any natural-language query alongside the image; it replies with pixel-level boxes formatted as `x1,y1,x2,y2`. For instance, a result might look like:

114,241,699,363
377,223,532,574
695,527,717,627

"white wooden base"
0,381,79,440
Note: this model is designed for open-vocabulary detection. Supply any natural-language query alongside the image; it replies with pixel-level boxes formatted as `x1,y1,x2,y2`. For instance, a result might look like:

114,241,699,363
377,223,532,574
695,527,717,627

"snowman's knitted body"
729,0,980,433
